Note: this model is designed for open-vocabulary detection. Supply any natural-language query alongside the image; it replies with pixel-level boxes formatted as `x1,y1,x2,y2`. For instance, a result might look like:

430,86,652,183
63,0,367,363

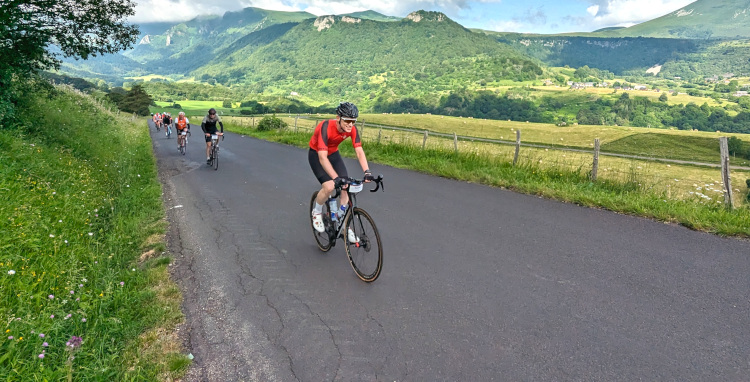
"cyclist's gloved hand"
333,177,347,188
363,171,374,182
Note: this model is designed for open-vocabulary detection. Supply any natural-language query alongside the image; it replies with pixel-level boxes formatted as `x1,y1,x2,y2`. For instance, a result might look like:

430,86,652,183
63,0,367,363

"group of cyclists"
151,102,372,233
152,109,225,164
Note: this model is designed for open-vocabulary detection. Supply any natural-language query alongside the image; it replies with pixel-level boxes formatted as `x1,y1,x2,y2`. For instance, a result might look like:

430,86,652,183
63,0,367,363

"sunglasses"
209,113,216,116
341,118,356,124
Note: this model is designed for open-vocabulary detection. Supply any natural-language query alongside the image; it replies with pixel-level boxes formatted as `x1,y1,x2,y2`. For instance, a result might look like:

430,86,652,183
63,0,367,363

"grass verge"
225,121,750,238
0,84,187,380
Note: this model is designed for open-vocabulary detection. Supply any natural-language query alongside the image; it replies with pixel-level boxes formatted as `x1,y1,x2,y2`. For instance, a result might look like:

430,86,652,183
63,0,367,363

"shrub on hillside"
257,115,287,131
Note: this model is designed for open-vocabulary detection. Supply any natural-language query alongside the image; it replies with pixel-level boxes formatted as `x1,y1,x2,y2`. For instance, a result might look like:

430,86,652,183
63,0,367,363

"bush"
222,100,232,108
257,115,287,131
239,109,253,115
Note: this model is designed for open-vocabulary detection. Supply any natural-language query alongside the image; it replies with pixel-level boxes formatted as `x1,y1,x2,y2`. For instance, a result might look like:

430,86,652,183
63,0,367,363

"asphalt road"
150,122,750,381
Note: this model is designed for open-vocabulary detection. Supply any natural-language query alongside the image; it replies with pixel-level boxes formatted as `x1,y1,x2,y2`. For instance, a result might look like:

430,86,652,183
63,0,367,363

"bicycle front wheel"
212,145,219,170
310,191,333,252
344,208,382,282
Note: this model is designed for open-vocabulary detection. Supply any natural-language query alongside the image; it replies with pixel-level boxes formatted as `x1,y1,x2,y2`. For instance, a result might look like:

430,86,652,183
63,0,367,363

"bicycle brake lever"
370,176,384,192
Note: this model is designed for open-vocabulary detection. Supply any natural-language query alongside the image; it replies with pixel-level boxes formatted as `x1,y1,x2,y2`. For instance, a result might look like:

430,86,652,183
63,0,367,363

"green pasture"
528,85,730,108
348,113,750,166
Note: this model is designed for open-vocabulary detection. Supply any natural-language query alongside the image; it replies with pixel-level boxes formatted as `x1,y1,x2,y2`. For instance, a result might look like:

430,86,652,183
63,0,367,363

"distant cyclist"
201,108,224,164
175,111,190,150
309,102,373,233
162,112,173,133
154,112,162,130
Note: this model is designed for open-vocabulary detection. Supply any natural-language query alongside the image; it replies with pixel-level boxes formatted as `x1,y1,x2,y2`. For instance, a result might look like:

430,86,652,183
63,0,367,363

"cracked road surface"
149,122,750,381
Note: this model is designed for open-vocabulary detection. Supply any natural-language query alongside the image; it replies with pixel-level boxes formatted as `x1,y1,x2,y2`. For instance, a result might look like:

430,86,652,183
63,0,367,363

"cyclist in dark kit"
201,108,224,164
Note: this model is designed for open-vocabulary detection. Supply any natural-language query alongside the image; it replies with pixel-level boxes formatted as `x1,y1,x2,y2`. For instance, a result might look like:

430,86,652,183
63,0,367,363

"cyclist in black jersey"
201,108,224,164
162,113,172,130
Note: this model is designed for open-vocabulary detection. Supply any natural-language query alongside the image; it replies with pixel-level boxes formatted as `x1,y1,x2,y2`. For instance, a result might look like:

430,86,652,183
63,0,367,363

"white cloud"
487,19,525,33
584,0,695,29
131,0,503,23
586,5,599,17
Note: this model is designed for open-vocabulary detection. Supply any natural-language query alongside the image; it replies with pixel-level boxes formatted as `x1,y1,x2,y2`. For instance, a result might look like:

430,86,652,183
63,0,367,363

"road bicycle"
208,133,224,170
178,130,190,155
165,123,172,139
309,175,384,282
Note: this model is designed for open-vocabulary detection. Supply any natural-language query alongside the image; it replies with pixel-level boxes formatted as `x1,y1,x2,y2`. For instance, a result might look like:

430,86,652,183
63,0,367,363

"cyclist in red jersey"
309,102,373,233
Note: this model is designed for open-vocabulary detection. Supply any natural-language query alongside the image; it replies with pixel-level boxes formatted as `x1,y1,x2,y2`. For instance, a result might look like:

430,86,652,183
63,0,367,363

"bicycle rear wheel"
310,191,333,252
344,208,382,282
212,145,219,170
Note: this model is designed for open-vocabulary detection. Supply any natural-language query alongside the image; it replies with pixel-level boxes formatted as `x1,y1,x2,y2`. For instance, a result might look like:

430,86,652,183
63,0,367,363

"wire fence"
223,114,750,208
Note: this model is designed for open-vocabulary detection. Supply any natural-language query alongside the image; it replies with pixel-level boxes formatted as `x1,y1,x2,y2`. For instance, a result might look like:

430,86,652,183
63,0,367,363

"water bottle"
328,199,338,222
339,205,348,219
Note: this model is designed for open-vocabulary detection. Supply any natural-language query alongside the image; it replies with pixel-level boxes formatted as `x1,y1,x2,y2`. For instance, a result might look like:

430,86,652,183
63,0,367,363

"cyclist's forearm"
355,147,369,173
219,122,224,133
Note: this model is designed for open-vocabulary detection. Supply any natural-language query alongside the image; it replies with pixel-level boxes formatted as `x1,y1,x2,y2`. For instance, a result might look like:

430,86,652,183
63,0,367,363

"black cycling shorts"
309,149,348,184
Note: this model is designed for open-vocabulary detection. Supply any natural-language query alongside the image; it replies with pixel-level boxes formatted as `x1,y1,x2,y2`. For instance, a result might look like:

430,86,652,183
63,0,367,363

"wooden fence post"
453,132,458,154
360,120,365,136
294,114,299,132
377,127,382,144
422,131,429,149
513,130,521,166
591,138,600,181
719,137,734,208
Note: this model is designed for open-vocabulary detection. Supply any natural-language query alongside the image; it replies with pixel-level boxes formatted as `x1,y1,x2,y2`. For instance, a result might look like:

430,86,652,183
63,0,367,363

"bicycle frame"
325,176,384,245
210,134,222,154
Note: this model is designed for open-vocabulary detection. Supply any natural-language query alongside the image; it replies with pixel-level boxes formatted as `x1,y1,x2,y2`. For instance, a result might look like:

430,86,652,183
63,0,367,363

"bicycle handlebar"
333,175,385,195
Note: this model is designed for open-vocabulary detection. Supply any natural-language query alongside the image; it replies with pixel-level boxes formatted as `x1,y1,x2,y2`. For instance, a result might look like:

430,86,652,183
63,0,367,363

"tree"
0,0,139,76
1,0,139,124
659,93,669,102
728,137,745,157
108,85,153,116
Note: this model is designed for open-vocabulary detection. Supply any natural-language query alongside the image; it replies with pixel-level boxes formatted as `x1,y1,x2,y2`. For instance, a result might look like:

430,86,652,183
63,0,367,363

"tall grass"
224,120,750,237
0,85,186,380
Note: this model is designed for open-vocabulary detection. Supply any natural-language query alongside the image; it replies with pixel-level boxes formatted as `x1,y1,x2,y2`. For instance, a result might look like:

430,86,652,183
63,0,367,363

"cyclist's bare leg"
205,138,211,159
339,190,350,207
315,180,335,205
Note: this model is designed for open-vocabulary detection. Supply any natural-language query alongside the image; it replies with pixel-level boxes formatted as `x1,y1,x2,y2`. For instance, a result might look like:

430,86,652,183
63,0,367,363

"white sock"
313,202,324,215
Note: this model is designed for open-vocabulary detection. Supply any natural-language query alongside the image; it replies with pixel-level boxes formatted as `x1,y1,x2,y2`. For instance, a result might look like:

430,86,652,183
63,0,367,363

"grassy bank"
1,85,186,380
224,120,750,238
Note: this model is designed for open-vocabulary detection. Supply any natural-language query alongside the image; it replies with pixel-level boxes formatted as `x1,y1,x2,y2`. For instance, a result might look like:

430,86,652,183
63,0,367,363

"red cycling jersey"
309,119,362,154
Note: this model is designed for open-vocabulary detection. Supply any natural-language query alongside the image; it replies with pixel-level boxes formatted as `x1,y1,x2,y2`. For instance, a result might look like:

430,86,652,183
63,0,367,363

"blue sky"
132,0,698,34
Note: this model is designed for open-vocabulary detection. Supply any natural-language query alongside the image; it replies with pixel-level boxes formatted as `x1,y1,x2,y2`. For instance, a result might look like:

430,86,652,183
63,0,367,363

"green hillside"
590,0,750,39
192,11,543,107
122,7,315,73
